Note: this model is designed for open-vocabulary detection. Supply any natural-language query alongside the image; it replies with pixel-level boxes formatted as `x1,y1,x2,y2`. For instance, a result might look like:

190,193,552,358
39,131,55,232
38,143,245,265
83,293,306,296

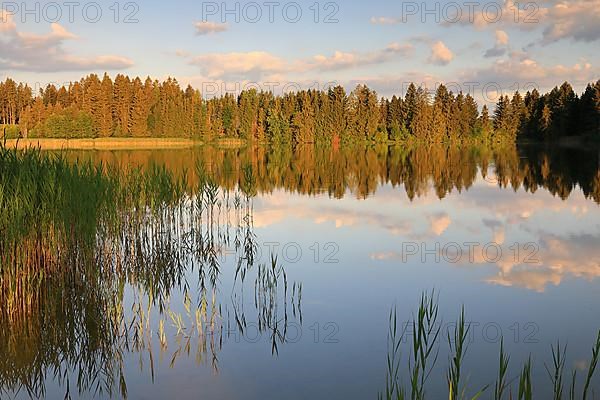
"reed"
379,305,406,400
447,307,488,400
517,356,533,400
0,145,267,398
410,290,441,400
546,341,567,400
494,339,510,400
380,292,600,400
583,331,600,400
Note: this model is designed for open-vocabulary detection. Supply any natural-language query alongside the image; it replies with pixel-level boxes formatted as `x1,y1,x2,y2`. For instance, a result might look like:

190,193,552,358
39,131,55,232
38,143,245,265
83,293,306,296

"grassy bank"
3,137,201,150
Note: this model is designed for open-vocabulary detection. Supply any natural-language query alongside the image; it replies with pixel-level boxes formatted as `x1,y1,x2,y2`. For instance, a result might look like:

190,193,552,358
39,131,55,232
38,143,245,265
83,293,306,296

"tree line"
0,74,598,142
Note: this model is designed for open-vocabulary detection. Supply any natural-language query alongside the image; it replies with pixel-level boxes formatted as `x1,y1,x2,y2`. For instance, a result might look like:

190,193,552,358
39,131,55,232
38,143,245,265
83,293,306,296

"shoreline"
2,136,597,151
3,138,202,150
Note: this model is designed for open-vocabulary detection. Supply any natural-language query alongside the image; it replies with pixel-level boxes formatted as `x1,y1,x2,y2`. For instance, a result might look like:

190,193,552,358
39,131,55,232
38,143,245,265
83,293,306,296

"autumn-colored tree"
0,74,597,144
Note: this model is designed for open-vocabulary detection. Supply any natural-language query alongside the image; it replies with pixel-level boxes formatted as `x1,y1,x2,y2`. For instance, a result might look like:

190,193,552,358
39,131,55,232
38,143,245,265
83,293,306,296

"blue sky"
1,0,599,104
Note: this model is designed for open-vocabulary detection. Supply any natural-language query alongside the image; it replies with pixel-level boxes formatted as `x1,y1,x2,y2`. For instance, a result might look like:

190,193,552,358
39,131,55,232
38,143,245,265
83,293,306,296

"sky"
0,0,599,105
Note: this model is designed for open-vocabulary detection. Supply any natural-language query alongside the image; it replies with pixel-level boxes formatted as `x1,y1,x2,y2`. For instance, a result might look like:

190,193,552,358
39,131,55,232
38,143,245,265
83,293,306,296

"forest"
0,74,598,143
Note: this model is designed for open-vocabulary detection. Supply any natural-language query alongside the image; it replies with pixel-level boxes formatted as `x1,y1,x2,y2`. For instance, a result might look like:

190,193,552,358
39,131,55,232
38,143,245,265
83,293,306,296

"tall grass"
380,292,600,400
0,145,271,398
447,307,488,399
494,339,510,400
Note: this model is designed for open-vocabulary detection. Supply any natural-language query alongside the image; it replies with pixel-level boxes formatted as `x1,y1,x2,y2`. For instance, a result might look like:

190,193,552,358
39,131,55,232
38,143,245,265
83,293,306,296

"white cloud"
485,30,510,58
495,30,509,46
0,12,133,72
541,1,600,44
194,21,228,35
182,43,414,81
0,9,16,32
370,16,399,25
188,51,287,81
428,41,454,65
343,72,442,98
442,0,600,45
462,54,597,94
442,0,547,31
301,43,414,72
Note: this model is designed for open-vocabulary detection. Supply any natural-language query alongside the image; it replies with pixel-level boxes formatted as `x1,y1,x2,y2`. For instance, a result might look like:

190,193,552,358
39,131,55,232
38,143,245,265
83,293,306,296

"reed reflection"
0,148,302,399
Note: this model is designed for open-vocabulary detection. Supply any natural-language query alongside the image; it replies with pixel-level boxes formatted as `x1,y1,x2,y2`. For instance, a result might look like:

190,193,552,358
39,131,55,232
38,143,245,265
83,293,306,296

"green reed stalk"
494,339,510,400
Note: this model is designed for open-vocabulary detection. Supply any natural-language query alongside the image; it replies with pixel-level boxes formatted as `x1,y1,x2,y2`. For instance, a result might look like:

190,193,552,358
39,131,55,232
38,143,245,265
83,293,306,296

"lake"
2,142,600,399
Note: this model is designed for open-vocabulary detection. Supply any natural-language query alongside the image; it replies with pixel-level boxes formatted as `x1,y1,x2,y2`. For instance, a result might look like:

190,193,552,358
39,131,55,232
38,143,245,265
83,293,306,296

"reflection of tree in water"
0,155,302,399
67,142,600,203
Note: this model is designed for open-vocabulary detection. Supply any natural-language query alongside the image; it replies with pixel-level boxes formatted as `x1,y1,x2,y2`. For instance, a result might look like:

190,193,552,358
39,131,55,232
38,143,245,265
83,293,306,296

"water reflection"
61,143,600,203
2,142,599,399
0,163,302,399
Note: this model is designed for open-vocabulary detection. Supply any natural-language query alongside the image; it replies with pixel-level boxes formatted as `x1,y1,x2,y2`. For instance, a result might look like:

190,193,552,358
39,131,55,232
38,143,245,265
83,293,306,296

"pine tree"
478,105,492,136
493,95,512,136
524,89,541,138
130,77,150,136
347,85,380,141
410,87,431,140
0,74,598,144
404,83,418,134
462,94,479,137
113,74,133,136
579,81,600,137
431,84,452,139
510,91,528,138
327,86,348,141
98,73,114,137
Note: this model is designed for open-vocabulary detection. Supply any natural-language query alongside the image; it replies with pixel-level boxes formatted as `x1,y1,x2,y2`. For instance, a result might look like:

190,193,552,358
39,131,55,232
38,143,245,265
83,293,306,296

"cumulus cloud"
187,51,287,81
0,9,16,32
442,0,547,30
370,16,400,25
301,43,414,72
443,0,600,45
428,41,454,65
541,1,600,44
485,30,510,58
194,21,228,35
462,54,597,94
495,29,510,46
181,43,414,81
0,12,133,72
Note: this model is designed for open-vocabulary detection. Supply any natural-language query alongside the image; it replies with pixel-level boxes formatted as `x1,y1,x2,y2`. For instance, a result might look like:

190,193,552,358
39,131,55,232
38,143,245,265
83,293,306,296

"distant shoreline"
3,138,203,150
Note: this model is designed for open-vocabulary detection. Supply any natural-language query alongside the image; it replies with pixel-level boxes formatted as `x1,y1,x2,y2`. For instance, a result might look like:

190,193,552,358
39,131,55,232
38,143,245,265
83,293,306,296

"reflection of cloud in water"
461,181,594,224
253,190,413,236
257,171,600,292
429,213,451,236
364,177,600,292
486,231,600,292
371,230,600,292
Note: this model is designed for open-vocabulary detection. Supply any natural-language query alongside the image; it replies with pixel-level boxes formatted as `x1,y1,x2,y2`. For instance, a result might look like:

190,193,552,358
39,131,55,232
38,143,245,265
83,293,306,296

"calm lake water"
3,143,600,399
